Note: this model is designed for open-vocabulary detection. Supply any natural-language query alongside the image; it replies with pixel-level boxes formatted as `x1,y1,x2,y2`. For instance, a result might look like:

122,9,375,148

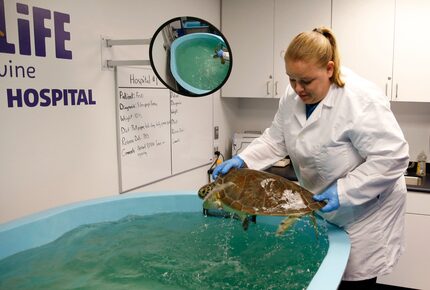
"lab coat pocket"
315,144,352,183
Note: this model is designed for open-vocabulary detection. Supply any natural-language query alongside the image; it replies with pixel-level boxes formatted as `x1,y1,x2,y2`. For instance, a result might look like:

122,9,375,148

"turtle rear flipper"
242,218,249,230
234,211,249,230
241,215,257,230
276,213,306,236
276,217,297,236
309,213,319,240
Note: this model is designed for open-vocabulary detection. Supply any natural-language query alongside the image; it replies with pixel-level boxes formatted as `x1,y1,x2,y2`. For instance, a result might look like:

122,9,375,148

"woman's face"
285,59,334,104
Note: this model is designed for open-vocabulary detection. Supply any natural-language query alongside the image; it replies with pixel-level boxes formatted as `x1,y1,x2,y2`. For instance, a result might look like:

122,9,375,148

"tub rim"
0,191,350,289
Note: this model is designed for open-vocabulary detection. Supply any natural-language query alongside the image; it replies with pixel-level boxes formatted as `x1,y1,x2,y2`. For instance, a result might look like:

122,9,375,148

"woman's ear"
326,61,334,78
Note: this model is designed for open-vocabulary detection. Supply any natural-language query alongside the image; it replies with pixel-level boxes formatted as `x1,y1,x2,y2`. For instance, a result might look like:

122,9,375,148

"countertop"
266,165,298,182
266,163,430,194
403,163,430,193
406,176,430,193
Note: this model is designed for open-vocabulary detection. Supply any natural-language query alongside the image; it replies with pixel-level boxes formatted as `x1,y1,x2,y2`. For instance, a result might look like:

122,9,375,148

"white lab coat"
239,67,409,280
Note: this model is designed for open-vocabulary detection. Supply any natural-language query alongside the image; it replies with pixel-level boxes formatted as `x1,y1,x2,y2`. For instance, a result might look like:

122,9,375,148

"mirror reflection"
150,17,232,97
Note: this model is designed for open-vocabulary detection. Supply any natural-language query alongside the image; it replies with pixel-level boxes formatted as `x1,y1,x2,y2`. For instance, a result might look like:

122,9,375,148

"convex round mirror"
149,16,232,97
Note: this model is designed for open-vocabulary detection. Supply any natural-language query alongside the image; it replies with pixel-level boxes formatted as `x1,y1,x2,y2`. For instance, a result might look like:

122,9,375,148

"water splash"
175,38,230,91
0,212,328,290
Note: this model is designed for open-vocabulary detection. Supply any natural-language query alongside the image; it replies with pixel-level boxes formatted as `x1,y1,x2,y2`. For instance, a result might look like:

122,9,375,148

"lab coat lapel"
303,85,336,129
293,96,307,128
305,103,322,127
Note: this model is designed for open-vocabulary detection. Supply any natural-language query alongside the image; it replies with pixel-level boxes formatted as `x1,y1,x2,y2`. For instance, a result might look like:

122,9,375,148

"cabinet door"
221,0,274,98
273,0,331,98
392,0,430,102
332,0,395,99
377,213,430,289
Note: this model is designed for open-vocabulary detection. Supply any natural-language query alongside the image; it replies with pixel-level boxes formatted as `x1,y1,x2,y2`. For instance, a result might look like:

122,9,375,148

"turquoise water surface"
174,38,230,91
0,212,328,290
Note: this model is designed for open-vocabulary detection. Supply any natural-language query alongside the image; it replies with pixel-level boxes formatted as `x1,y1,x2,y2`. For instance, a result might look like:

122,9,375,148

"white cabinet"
221,0,274,98
377,191,430,289
273,0,332,99
392,0,430,102
332,0,395,98
332,0,430,102
221,0,331,98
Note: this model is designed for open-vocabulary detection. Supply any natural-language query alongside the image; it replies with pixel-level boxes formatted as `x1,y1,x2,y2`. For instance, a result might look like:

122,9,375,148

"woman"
213,27,409,289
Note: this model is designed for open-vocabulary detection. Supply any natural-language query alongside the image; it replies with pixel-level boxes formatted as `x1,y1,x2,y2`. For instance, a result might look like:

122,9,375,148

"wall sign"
0,0,95,108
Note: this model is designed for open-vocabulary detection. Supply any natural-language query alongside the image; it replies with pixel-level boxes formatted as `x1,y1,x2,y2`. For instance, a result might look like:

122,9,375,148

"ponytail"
285,26,345,87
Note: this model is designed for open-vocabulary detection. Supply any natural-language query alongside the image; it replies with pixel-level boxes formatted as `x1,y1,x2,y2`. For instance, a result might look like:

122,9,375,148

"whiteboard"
115,66,213,192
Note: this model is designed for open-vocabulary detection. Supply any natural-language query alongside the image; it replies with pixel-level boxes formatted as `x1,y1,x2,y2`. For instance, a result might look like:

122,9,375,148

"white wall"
0,0,228,223
3,0,428,225
229,99,430,162
233,98,279,133
391,102,430,161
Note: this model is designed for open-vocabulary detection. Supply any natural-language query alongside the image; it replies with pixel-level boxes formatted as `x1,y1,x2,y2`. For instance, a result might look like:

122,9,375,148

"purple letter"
7,89,23,107
88,90,96,105
23,88,39,107
17,3,31,55
0,0,15,54
54,11,72,59
39,89,51,107
33,6,51,57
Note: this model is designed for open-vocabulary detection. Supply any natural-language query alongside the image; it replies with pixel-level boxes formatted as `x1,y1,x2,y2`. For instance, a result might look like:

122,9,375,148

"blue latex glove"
217,49,224,58
313,182,340,212
212,156,244,180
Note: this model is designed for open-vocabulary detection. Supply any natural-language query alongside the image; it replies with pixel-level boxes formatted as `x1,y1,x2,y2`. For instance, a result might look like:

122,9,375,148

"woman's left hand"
313,182,340,212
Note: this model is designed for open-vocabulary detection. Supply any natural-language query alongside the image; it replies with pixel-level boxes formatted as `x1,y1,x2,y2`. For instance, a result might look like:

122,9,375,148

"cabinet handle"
280,50,285,58
385,83,388,96
275,81,278,96
395,83,398,99
266,81,271,95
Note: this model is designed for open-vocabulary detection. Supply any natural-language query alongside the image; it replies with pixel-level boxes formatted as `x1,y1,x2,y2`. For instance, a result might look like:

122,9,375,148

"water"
175,38,230,91
0,212,329,290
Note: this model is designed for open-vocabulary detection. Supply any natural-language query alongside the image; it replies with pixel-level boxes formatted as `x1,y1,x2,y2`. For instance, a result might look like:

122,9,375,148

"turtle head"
198,182,216,199
198,182,224,211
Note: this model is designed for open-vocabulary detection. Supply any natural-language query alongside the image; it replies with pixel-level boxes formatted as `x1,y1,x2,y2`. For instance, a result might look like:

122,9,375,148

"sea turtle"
198,168,326,236
213,43,228,64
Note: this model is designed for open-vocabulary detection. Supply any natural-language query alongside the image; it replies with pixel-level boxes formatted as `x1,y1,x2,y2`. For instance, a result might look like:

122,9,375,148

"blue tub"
0,192,350,289
170,33,230,95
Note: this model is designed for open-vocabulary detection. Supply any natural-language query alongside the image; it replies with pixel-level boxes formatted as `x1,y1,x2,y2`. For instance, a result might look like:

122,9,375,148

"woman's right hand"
212,156,244,180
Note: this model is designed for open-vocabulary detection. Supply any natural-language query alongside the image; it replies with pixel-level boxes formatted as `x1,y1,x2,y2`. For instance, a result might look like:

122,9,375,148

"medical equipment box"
232,132,290,167
232,132,261,156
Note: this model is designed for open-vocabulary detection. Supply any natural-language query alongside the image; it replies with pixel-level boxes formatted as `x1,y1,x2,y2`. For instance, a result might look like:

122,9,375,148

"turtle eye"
198,189,207,198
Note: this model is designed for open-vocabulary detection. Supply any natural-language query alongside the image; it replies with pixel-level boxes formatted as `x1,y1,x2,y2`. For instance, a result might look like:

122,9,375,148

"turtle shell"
214,168,325,216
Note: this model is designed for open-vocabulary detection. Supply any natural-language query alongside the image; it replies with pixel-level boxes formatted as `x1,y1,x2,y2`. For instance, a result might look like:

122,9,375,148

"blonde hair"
285,27,345,87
